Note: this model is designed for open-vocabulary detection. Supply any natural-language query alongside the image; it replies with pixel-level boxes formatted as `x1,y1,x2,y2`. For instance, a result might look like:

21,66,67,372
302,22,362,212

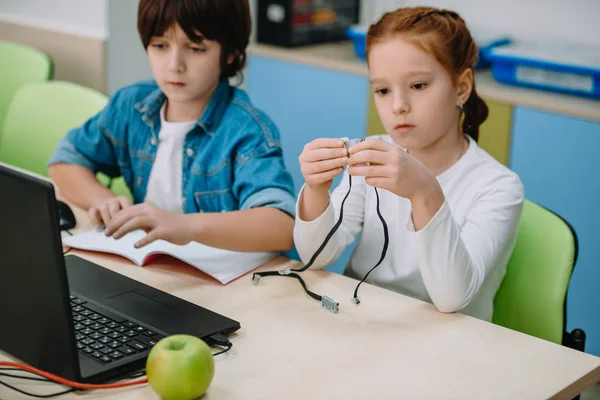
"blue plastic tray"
345,25,511,69
487,41,600,99
346,25,368,60
471,29,511,68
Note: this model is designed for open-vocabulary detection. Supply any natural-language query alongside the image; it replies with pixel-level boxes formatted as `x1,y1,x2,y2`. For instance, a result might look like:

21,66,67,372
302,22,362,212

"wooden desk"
1,204,600,399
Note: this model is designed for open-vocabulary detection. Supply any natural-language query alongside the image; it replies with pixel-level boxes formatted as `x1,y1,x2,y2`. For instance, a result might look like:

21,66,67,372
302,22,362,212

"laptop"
0,164,240,382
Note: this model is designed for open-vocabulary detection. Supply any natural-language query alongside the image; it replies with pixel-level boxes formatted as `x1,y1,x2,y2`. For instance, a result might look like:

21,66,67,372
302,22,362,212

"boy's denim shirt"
49,80,296,216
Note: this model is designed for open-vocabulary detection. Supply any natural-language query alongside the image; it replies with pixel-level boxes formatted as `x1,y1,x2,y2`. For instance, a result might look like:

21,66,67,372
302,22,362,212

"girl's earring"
459,100,464,110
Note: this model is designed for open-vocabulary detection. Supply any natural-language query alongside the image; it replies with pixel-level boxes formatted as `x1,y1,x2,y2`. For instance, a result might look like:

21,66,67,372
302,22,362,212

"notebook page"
156,240,277,284
62,229,163,265
63,229,277,284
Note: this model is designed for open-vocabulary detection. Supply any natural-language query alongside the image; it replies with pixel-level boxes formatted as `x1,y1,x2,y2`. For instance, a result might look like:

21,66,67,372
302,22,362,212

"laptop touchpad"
104,291,174,326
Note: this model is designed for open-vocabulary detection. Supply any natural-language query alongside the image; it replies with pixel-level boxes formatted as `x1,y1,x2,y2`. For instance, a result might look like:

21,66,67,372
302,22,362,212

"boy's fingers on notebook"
98,206,112,230
108,200,121,219
135,230,158,248
88,208,102,229
112,216,152,239
119,196,133,209
106,204,139,233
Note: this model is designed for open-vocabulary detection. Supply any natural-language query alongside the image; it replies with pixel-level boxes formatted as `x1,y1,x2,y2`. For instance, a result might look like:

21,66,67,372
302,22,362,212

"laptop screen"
0,164,80,380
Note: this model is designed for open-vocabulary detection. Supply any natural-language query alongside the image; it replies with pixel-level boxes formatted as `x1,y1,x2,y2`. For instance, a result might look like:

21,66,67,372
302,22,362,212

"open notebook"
62,229,277,284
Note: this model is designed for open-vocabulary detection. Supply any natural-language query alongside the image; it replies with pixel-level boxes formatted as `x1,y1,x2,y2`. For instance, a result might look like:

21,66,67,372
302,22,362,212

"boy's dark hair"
138,0,251,80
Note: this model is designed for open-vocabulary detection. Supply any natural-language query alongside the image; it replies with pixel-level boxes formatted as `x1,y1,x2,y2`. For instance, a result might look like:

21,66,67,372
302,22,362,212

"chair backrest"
0,81,108,177
0,40,52,136
0,81,132,198
493,200,577,344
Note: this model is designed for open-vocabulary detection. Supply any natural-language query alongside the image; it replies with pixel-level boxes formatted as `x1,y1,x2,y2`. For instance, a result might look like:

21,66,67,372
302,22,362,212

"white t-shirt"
144,104,196,213
293,135,524,321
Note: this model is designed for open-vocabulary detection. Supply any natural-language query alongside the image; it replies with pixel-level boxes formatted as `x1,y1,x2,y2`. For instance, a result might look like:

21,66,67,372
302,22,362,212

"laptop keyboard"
70,295,165,364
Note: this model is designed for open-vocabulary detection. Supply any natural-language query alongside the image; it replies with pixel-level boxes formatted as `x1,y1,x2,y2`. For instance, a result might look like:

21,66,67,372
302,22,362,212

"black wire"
0,379,76,398
63,230,74,255
120,370,146,380
292,175,353,273
103,370,147,383
253,271,322,301
252,175,355,301
212,342,233,356
0,371,48,382
0,368,146,398
0,367,145,382
352,187,389,303
253,172,390,309
0,367,52,382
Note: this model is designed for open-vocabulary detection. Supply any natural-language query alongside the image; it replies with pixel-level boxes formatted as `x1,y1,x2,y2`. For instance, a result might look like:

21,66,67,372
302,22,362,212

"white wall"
401,0,600,47
360,0,407,26
4,0,597,92
106,0,152,94
0,0,107,39
1,0,597,46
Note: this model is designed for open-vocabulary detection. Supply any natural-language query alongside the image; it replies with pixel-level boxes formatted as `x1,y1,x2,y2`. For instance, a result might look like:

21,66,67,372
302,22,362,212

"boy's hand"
89,196,133,229
104,203,193,248
299,138,348,192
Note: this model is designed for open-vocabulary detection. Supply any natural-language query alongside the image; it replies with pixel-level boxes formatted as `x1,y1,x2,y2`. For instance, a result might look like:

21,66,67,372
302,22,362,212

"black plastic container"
257,0,360,47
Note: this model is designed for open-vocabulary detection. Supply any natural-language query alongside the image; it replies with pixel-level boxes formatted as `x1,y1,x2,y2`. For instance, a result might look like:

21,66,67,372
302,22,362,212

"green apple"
146,334,214,400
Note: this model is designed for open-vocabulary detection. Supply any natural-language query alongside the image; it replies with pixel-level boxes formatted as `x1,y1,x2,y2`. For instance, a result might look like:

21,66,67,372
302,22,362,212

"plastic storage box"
471,29,511,68
487,41,600,99
346,24,510,69
346,24,368,59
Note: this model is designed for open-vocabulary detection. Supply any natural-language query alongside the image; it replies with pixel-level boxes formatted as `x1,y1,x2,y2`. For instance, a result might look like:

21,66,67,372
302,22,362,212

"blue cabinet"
247,55,369,274
511,106,600,357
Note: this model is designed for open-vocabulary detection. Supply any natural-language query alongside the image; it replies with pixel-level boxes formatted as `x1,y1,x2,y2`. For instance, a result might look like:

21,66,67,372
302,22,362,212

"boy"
49,0,295,251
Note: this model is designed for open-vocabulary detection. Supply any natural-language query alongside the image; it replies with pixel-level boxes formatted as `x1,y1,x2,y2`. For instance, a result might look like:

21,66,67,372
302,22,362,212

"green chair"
0,40,52,138
493,200,584,350
0,81,131,198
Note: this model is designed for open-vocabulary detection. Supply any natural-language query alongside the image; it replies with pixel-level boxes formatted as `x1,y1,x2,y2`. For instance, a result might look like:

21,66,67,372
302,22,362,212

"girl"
293,7,524,321
49,0,296,252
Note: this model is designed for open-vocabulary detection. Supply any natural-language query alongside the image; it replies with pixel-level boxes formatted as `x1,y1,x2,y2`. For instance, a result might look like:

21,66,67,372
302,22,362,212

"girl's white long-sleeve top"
293,135,524,321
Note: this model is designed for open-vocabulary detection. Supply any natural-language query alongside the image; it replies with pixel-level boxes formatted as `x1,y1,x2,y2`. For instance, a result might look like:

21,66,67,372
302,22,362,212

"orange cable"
0,361,147,390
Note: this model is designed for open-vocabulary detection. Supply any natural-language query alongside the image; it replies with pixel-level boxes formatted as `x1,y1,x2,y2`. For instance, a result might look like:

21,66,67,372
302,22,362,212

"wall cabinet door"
247,56,369,274
511,106,600,357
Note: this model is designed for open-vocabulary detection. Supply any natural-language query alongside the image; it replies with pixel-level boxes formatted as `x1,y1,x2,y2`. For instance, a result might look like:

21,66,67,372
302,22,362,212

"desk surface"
1,202,600,399
249,42,600,123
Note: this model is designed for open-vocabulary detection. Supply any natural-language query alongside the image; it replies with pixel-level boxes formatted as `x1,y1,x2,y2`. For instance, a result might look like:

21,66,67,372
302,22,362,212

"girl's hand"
299,138,348,192
104,203,194,248
347,139,440,201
